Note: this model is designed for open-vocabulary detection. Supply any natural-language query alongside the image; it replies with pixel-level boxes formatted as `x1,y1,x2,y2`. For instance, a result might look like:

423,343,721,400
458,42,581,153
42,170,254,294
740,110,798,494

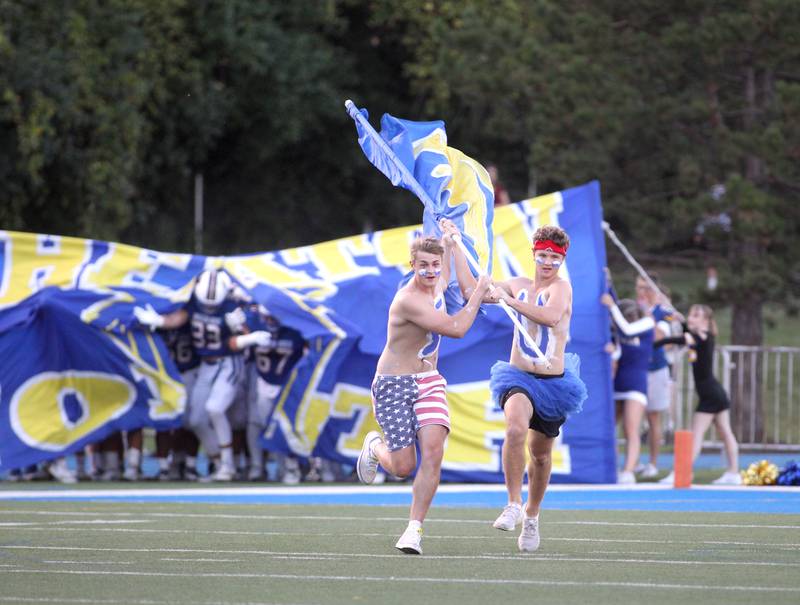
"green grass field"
1,501,798,605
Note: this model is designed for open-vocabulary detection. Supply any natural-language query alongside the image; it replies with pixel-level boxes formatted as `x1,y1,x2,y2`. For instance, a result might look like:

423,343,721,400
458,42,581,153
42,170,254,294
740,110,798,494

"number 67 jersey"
245,308,306,386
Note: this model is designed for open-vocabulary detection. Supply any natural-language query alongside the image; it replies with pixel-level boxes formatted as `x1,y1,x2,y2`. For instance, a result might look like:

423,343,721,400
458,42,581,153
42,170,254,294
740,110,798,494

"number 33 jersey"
187,298,242,358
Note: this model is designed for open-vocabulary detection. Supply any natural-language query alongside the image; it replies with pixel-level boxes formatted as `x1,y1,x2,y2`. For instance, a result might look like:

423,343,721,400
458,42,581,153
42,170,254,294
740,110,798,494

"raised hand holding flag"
345,100,550,367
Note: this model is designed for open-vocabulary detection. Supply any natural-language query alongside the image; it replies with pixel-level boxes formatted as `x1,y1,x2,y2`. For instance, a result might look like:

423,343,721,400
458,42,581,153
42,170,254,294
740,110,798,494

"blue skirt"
489,353,588,421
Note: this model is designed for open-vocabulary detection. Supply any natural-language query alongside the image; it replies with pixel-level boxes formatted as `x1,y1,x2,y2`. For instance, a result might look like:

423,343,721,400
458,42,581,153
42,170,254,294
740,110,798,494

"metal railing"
672,345,800,451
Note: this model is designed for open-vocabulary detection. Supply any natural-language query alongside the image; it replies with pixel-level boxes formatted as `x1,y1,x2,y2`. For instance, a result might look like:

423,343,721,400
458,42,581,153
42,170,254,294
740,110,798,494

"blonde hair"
690,304,718,335
410,236,444,260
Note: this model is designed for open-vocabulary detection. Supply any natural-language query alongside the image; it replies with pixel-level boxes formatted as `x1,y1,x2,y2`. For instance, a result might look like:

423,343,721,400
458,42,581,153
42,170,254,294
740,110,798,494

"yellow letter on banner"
107,332,185,421
373,224,419,270
328,383,380,455
0,233,92,308
442,382,507,471
10,371,136,451
444,381,571,474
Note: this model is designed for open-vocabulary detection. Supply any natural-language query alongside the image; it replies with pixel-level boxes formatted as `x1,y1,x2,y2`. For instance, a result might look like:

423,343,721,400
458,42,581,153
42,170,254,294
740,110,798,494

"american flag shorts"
371,370,449,451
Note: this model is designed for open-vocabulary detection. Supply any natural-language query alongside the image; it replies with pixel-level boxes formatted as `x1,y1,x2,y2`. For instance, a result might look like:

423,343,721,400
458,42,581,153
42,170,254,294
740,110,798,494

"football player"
134,269,271,481
234,304,306,482
160,321,201,480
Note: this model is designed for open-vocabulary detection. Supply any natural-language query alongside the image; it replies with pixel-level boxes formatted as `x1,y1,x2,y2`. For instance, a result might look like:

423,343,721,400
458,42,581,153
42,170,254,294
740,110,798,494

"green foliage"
0,0,420,252
0,0,199,240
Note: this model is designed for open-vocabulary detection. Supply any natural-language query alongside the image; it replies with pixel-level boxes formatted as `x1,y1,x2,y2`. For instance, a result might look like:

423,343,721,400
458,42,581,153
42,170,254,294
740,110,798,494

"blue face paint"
535,257,562,268
417,268,441,278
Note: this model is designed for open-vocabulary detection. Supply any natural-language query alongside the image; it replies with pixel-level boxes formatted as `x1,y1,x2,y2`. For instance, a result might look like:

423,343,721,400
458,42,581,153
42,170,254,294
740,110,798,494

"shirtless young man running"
356,225,491,555
483,225,587,552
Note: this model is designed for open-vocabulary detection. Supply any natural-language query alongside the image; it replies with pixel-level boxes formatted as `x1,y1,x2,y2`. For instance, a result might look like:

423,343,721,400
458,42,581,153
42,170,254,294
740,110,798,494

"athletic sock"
103,451,120,472
126,448,141,470
247,423,264,469
220,446,234,470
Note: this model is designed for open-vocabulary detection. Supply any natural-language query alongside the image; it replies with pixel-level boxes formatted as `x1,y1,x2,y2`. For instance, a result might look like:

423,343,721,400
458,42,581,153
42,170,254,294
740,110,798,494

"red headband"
533,239,567,256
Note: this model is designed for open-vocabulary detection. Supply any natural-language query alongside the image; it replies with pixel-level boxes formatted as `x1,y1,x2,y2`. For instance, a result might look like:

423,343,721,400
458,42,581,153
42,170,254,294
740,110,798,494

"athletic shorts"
499,386,565,439
646,366,671,412
371,370,449,452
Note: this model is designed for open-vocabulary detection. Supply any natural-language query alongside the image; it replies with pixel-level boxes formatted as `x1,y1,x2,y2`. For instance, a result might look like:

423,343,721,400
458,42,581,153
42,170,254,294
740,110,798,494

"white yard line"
3,522,800,542
0,569,798,593
3,533,799,550
1,509,798,530
0,597,311,605
159,558,244,563
46,520,152,525
41,561,133,565
554,520,800,529
1,527,395,537
0,545,797,567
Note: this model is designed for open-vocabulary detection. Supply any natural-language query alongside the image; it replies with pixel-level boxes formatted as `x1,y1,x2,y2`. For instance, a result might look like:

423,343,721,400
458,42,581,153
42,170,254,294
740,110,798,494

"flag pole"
345,100,550,368
602,221,671,305
345,100,436,209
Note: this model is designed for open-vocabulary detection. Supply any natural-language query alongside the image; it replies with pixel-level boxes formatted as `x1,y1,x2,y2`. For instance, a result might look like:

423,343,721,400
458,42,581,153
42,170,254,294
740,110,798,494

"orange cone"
673,430,693,488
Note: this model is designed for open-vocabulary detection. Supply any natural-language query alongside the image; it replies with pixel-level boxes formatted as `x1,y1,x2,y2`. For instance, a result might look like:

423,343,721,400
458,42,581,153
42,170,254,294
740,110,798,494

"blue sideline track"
1,484,799,515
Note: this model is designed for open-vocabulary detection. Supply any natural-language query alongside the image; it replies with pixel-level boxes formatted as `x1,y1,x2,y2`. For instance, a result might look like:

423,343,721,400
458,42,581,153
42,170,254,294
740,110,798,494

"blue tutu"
489,353,588,421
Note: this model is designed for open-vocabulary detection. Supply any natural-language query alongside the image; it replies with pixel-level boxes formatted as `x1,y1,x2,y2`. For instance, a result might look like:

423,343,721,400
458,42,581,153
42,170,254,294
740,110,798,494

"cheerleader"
601,294,654,484
656,304,741,485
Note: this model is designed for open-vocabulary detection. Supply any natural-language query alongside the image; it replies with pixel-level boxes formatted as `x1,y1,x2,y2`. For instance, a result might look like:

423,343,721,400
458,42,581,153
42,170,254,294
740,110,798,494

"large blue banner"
0,182,615,481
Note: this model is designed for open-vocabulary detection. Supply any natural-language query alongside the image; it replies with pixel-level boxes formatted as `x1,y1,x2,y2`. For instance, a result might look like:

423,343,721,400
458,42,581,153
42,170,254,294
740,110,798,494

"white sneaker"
518,516,540,553
99,468,120,481
282,468,301,485
395,524,423,555
356,431,383,484
211,465,235,482
659,471,675,485
247,466,265,481
492,502,524,531
48,460,77,484
617,470,636,484
122,467,139,482
633,462,647,474
639,463,659,479
712,471,742,485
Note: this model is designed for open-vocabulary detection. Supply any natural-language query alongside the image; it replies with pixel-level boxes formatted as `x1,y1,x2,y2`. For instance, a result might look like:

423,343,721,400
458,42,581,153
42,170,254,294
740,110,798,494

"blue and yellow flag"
348,103,494,276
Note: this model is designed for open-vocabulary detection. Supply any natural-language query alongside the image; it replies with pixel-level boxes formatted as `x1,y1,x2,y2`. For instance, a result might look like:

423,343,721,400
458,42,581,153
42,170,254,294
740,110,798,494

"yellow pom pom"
742,460,778,485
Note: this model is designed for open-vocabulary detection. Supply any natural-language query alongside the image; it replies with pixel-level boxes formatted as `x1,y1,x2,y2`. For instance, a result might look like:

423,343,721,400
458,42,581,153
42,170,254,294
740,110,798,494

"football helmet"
194,269,232,309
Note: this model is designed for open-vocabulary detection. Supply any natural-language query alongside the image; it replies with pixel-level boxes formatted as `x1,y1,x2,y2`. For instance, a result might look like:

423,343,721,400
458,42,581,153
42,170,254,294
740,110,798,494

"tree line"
1,0,798,346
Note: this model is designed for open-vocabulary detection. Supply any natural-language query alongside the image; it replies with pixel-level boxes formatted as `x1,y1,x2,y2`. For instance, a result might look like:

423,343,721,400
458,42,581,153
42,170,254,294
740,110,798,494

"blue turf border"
1,485,799,515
